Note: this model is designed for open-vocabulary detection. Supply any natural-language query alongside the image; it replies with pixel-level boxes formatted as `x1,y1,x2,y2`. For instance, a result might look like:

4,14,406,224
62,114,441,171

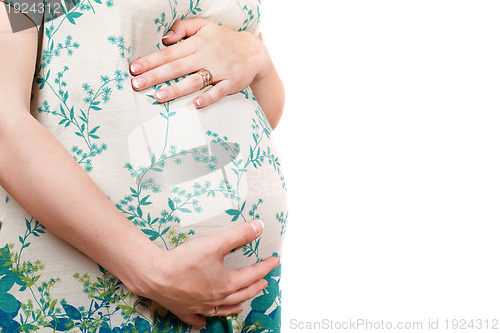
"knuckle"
142,57,151,71
212,238,226,255
193,73,204,89
233,78,245,90
222,281,237,296
216,289,229,300
198,290,215,302
198,294,210,303
169,61,183,77
204,301,217,309
160,47,171,61
205,289,222,301
192,305,206,314
210,283,230,300
192,17,207,28
169,85,179,98
203,93,213,105
203,21,218,33
148,70,160,85
189,73,203,90
170,20,180,27
211,88,223,101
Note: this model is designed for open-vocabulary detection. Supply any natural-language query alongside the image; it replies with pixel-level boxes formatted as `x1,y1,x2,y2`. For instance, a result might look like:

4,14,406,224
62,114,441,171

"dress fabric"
0,0,288,332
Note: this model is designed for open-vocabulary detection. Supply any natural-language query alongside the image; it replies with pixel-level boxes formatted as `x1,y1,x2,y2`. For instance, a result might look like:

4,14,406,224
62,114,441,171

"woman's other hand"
128,18,272,109
126,219,280,327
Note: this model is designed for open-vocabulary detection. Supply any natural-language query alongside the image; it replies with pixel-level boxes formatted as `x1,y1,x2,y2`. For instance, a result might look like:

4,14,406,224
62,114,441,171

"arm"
0,7,163,290
0,6,278,326
128,19,286,129
249,33,285,130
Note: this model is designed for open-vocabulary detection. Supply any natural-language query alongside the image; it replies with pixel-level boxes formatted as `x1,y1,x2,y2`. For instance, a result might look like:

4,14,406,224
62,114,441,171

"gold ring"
195,68,213,89
209,306,219,317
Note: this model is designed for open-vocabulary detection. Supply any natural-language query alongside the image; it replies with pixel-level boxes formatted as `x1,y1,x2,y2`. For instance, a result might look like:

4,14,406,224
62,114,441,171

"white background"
262,1,500,332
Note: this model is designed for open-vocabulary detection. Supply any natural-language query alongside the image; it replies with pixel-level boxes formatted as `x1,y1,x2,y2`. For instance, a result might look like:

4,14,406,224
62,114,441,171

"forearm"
250,62,285,130
0,108,158,293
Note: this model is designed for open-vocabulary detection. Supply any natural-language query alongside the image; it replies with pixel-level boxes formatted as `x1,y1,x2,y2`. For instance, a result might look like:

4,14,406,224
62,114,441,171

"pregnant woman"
0,0,287,332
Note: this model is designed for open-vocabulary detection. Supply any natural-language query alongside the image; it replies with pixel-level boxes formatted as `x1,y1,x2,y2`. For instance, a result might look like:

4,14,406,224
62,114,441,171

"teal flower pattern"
0,0,286,332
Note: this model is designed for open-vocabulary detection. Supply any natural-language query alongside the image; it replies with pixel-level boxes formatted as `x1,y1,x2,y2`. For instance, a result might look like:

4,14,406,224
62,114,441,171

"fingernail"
130,63,142,74
250,220,264,236
132,77,145,89
257,220,265,231
194,98,203,107
275,258,281,267
156,90,168,100
162,30,175,39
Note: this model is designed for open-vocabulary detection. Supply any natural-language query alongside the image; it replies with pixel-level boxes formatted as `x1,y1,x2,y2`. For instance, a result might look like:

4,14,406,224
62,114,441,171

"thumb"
216,220,264,255
162,18,209,45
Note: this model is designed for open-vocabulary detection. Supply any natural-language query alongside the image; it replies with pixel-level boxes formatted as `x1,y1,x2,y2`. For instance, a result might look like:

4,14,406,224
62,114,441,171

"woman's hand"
128,18,272,108
129,220,280,327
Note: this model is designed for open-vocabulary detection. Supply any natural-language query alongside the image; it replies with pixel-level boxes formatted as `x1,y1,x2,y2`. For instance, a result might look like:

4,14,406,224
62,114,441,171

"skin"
128,18,286,130
0,8,282,327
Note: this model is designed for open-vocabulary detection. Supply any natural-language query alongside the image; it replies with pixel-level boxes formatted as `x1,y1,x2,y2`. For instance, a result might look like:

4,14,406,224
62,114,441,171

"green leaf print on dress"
35,0,127,173
1,0,286,331
227,254,281,333
122,92,284,236
207,106,286,225
0,233,191,332
37,68,128,172
238,3,261,32
107,35,132,62
155,0,202,34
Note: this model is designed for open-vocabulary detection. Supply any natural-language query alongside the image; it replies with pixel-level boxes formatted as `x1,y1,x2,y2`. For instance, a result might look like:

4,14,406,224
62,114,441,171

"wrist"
249,57,285,129
252,38,274,85
109,227,167,297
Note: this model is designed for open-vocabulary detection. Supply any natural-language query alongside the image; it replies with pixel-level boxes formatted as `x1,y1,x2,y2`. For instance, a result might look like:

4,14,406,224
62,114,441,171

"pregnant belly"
34,86,286,239
3,87,286,333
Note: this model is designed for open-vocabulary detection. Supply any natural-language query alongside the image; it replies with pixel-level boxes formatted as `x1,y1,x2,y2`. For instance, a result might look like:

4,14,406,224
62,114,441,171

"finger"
215,220,264,255
193,80,233,108
200,304,244,318
228,256,280,292
154,71,205,103
131,55,199,91
173,312,206,327
129,40,196,76
162,18,210,45
219,279,269,306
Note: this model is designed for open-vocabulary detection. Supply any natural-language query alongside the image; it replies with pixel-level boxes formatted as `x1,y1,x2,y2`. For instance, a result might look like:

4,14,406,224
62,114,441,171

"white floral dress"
0,0,287,332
